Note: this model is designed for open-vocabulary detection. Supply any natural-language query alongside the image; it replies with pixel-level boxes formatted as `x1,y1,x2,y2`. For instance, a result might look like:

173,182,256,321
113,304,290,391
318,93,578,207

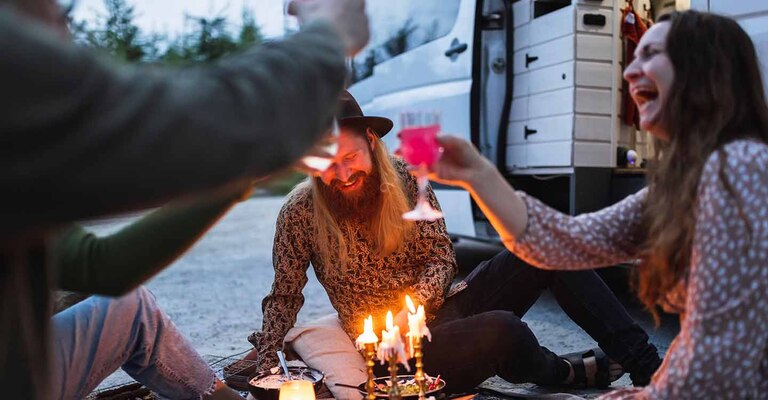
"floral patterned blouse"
250,158,457,371
507,139,768,399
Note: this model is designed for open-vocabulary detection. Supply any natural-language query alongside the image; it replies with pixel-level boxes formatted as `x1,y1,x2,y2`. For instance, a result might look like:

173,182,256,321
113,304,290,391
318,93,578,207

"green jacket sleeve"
0,6,346,234
52,181,250,296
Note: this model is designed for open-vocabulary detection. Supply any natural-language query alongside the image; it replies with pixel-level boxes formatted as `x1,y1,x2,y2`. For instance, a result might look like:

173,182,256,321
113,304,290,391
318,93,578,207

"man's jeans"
50,287,215,400
406,250,660,394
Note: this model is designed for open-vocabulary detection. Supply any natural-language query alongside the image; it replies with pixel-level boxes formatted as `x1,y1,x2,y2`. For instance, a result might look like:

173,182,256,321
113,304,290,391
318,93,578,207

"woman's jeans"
382,250,661,394
50,287,215,400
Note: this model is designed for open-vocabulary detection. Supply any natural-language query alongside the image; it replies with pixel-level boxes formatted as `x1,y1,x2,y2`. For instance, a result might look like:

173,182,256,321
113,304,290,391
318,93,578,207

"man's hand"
427,136,496,190
394,306,409,335
288,0,370,56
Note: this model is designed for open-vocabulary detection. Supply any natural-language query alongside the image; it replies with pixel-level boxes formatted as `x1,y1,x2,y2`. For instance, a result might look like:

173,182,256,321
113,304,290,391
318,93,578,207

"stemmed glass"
299,119,339,174
397,123,444,221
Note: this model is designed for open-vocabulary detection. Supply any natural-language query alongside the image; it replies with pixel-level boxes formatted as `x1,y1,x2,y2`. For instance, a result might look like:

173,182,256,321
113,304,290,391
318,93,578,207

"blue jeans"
50,287,215,400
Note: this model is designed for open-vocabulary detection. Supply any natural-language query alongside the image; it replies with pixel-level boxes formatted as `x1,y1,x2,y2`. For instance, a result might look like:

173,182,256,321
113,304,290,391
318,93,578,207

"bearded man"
247,92,662,397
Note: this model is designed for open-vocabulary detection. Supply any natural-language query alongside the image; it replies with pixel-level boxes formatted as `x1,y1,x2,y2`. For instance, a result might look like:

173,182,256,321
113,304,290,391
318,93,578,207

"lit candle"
355,315,379,350
405,295,431,399
279,380,315,400
377,311,409,369
405,295,432,357
356,315,378,400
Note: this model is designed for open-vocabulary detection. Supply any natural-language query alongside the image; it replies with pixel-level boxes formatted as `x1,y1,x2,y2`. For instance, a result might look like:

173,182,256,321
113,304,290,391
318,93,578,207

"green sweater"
53,182,248,297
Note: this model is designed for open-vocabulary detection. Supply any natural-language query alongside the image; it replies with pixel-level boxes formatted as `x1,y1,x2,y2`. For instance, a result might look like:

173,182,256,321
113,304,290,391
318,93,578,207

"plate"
357,375,446,398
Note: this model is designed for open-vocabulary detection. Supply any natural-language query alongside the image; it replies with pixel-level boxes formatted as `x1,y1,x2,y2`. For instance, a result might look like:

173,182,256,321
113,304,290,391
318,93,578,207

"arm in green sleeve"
0,6,346,234
53,180,251,296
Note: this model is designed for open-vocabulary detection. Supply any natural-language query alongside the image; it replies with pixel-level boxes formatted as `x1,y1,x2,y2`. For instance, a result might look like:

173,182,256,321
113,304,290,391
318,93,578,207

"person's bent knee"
474,310,530,347
116,286,156,308
130,286,156,304
91,286,158,322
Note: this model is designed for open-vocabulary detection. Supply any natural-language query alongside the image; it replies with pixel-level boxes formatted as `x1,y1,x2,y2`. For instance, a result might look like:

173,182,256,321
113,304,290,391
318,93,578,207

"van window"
350,0,461,83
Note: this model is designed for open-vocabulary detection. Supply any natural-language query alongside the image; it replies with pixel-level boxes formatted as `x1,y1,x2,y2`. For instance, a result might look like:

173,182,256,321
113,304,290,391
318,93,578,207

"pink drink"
398,124,442,167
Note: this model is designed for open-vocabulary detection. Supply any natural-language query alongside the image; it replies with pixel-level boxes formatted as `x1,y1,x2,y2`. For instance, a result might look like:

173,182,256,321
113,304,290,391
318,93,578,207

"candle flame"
405,295,416,314
386,310,393,330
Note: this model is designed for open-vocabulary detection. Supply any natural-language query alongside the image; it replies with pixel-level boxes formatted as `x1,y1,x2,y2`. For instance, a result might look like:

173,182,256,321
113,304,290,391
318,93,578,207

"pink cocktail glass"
397,124,443,221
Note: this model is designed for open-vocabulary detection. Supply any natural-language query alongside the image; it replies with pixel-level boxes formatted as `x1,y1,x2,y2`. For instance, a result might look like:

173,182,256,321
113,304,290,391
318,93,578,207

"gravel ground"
88,196,677,396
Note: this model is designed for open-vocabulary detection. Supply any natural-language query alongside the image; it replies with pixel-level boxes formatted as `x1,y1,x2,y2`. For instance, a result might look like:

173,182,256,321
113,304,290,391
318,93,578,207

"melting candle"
377,311,409,369
405,295,432,357
355,315,379,350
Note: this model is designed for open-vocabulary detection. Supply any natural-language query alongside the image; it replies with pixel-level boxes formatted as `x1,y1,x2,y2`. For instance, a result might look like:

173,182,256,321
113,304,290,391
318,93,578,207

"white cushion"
284,314,367,400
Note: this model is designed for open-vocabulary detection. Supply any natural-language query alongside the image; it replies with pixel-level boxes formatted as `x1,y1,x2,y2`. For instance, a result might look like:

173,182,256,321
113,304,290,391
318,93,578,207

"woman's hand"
428,135,495,190
428,135,530,240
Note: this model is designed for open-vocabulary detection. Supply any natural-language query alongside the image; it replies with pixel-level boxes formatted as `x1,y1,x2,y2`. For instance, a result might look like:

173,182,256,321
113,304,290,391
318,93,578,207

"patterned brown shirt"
251,158,457,370
507,140,768,399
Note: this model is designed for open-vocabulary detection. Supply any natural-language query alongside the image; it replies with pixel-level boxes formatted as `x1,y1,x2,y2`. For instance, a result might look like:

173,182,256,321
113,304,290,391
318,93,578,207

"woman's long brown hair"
638,11,768,321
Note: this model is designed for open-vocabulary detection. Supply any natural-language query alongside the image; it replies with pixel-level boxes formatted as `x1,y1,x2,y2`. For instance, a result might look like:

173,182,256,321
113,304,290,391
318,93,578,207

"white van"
349,0,768,244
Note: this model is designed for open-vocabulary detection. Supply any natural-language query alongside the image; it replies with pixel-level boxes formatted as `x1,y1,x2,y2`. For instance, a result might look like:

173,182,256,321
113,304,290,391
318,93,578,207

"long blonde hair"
298,129,414,267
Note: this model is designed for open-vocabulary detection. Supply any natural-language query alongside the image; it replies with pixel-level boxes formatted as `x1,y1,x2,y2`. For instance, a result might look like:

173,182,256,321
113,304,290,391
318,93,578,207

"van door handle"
445,38,468,59
525,53,539,68
524,125,538,139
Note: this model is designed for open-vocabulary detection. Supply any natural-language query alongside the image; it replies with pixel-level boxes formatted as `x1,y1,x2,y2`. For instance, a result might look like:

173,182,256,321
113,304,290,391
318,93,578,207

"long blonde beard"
307,140,414,268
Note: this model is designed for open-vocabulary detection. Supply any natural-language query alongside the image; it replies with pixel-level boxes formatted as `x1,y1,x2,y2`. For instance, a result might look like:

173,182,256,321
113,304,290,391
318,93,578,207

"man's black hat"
336,90,393,137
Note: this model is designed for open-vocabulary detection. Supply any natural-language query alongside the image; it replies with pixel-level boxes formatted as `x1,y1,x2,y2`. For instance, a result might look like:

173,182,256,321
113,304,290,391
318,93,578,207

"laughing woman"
428,11,768,399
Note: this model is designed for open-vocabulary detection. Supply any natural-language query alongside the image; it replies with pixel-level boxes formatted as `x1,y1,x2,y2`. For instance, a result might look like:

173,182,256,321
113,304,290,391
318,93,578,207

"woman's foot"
560,348,623,389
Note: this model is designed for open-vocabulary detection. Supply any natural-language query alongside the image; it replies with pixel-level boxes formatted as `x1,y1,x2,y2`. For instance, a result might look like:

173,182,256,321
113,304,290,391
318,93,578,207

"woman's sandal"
561,348,620,389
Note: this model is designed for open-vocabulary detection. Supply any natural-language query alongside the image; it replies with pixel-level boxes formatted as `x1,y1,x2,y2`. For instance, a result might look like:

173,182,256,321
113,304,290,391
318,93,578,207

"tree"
383,18,417,58
162,10,263,64
186,16,238,62
71,0,156,62
72,2,264,65
237,9,262,50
